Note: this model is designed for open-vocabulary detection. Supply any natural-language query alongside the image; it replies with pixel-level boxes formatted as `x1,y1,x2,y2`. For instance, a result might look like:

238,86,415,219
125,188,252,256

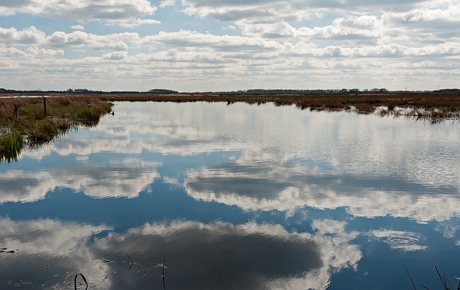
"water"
1,102,459,289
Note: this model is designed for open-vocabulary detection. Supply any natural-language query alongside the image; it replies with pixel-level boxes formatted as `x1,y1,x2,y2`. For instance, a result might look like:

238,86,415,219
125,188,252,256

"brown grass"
2,91,460,123
0,96,113,162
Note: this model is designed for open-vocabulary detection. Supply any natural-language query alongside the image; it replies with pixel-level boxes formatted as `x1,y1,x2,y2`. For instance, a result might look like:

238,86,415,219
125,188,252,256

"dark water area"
1,102,459,289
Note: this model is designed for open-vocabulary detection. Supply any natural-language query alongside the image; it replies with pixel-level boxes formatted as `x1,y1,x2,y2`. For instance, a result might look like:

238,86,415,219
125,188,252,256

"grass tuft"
0,132,24,163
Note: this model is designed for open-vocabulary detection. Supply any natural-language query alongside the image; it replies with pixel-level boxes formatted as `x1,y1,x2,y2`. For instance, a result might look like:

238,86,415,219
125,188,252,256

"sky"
0,0,459,92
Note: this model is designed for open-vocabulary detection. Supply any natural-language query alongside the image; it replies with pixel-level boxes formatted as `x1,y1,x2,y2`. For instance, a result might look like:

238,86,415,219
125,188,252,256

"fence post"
14,105,19,118
43,97,47,117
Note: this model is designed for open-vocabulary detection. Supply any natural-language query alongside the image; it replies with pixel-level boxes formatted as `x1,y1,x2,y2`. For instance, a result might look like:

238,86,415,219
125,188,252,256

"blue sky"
0,0,459,92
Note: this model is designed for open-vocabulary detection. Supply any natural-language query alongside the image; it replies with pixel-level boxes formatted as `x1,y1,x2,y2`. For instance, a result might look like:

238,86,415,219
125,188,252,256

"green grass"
0,97,113,163
0,132,24,163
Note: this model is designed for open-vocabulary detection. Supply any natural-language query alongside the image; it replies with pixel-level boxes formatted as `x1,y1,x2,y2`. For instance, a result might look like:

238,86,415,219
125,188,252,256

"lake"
1,101,459,289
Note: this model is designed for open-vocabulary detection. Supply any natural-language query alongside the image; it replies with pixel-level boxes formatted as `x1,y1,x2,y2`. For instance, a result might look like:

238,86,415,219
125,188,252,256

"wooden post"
14,105,19,118
43,97,47,117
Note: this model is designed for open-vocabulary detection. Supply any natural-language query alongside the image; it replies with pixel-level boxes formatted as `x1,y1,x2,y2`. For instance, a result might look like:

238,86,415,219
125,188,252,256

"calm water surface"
1,102,460,289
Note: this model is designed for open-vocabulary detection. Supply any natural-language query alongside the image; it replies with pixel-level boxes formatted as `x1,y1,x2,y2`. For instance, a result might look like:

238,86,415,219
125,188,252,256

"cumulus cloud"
103,51,127,60
181,0,432,23
179,0,460,47
140,30,284,51
1,0,460,90
70,24,85,31
0,0,157,21
0,26,45,45
46,30,139,51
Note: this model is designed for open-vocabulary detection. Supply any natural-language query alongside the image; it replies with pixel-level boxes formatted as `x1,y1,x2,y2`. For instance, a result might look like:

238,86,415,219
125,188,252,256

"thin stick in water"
74,273,88,290
405,267,417,290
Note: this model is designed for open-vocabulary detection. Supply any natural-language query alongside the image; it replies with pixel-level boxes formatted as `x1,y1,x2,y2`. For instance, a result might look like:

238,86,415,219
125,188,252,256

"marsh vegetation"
7,91,457,123
1,91,459,162
0,97,112,163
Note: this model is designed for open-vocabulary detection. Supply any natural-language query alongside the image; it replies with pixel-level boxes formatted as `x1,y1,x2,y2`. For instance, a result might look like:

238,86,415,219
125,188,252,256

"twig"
74,273,88,290
405,267,417,290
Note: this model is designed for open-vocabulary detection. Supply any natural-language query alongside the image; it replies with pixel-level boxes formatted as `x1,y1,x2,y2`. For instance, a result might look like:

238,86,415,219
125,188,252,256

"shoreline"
1,92,460,123
0,97,113,163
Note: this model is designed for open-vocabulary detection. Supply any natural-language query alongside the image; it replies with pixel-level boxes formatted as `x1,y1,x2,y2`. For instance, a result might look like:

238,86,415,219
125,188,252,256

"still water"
1,102,459,289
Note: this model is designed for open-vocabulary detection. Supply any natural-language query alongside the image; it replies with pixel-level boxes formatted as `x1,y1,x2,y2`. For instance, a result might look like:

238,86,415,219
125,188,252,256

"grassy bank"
0,97,113,163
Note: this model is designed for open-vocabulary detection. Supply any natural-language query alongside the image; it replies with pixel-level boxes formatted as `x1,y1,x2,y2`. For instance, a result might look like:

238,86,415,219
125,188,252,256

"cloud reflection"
0,218,362,290
6,102,460,223
0,218,112,289
0,158,160,203
184,150,460,223
92,220,361,290
371,229,426,251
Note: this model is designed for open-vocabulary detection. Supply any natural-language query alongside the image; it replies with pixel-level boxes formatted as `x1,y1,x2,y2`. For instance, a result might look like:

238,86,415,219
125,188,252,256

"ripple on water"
386,236,417,245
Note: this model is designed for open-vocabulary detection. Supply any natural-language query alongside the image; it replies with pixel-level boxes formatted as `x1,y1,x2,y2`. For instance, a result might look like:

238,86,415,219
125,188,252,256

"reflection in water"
0,218,111,289
371,229,426,252
0,158,160,203
0,218,361,290
185,151,460,223
1,102,460,289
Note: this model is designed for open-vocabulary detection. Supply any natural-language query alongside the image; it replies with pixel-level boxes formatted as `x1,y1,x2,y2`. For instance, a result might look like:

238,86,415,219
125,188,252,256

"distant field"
2,92,460,123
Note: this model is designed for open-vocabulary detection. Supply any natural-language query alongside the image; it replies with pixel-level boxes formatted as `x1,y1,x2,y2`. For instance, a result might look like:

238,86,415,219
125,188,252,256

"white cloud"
46,30,139,51
0,0,157,21
107,18,161,28
140,30,284,51
1,0,460,90
70,24,84,31
160,0,176,8
179,0,460,48
181,0,429,24
25,46,64,57
103,51,127,60
0,26,45,45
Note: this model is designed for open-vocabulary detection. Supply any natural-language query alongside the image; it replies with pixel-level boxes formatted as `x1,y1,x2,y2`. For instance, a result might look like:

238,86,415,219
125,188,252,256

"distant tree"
148,89,178,94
